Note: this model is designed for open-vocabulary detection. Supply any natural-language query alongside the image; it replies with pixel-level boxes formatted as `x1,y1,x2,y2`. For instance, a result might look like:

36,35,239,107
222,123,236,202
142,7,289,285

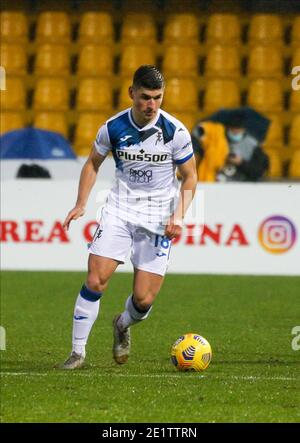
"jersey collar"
129,109,161,131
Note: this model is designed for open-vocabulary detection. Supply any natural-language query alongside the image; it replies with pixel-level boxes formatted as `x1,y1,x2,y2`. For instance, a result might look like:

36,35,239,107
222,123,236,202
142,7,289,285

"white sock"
72,285,102,357
117,294,152,331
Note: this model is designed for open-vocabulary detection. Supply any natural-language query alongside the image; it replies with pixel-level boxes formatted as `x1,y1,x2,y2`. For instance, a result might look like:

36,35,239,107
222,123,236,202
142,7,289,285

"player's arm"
165,155,197,240
63,147,106,231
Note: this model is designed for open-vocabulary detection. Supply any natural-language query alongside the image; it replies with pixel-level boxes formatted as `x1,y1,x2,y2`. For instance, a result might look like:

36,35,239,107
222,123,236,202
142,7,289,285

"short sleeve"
94,124,111,156
172,127,194,165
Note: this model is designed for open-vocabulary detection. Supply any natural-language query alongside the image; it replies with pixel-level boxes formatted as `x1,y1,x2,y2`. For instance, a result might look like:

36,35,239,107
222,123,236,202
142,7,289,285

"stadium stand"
74,112,110,156
1,0,299,180
288,150,300,178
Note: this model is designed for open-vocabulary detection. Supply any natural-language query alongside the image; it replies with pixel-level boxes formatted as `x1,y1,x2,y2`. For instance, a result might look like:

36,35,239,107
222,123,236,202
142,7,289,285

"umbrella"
0,127,76,159
203,107,271,143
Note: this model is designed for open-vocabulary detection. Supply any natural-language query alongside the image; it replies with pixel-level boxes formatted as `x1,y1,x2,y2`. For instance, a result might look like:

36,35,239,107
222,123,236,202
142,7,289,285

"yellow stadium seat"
203,79,240,114
118,78,133,109
34,44,70,77
248,14,283,47
169,112,197,132
204,45,240,79
0,12,28,43
248,46,283,79
33,78,69,111
206,14,241,46
288,149,300,178
33,112,68,138
77,45,113,77
0,112,25,134
78,12,114,45
0,44,27,76
289,114,300,149
119,45,156,78
74,113,110,156
263,114,284,149
290,89,300,113
35,12,71,44
163,13,199,46
120,13,156,46
76,78,113,112
1,78,26,111
291,16,300,48
163,78,198,112
264,149,282,178
162,46,198,78
248,79,283,113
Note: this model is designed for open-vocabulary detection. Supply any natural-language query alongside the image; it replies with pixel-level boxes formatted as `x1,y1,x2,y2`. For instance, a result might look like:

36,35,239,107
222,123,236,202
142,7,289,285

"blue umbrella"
0,127,76,159
203,107,271,143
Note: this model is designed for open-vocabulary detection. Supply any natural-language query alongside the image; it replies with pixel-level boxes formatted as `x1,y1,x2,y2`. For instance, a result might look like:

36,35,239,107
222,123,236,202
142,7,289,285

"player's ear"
129,86,134,100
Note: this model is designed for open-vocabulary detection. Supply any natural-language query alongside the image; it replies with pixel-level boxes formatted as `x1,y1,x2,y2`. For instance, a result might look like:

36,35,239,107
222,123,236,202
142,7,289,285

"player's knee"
86,274,108,292
133,292,155,311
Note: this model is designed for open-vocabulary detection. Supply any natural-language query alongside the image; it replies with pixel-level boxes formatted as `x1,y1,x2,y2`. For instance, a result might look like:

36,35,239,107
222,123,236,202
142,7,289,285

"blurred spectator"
192,110,269,182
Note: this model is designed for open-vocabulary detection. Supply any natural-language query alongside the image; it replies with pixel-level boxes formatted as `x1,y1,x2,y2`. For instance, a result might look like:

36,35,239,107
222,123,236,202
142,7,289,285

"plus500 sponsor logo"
258,215,297,254
116,150,168,162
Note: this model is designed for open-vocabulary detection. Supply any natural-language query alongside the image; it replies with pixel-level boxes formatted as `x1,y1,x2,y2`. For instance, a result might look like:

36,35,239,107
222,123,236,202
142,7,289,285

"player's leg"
62,210,132,369
113,269,164,364
113,230,171,364
62,255,119,369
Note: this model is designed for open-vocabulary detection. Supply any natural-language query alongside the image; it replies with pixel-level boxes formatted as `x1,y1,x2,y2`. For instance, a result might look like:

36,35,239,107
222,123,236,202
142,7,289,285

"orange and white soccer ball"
170,333,212,371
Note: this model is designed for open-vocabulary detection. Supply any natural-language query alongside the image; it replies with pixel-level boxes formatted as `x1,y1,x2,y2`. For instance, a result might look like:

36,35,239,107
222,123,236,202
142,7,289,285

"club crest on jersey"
116,149,168,163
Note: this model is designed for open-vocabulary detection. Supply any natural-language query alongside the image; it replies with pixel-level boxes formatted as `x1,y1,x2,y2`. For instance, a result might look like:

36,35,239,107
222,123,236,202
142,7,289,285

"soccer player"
61,65,197,369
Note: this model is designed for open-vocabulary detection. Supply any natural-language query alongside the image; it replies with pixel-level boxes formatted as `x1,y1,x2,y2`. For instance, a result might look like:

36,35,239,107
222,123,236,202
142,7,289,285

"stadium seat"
264,149,282,178
289,114,300,149
0,43,27,76
76,78,113,112
77,45,113,77
288,149,300,178
118,78,134,109
78,12,114,45
0,11,28,43
247,79,283,113
120,13,156,46
162,45,198,78
203,79,240,114
34,44,70,77
33,112,68,138
248,46,283,79
74,112,110,156
204,45,240,79
163,13,199,46
0,112,25,134
163,78,198,112
35,12,71,44
1,78,26,111
289,89,300,113
291,16,300,48
119,45,156,78
248,14,283,47
169,112,197,132
206,14,241,46
33,78,69,111
263,114,284,150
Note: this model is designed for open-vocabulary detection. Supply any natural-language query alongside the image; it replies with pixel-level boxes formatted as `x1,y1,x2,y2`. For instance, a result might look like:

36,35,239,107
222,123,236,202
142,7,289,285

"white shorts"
88,210,172,276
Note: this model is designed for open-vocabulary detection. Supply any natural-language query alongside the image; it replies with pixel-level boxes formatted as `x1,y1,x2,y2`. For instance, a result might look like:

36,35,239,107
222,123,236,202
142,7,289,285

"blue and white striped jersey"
94,108,193,233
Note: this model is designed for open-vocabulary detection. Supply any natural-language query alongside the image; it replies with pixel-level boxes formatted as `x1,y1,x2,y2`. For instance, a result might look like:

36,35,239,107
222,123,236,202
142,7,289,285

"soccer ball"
170,333,212,372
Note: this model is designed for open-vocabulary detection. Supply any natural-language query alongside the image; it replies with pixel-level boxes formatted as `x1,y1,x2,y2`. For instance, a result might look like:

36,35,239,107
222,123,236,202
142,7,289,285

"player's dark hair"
132,65,165,90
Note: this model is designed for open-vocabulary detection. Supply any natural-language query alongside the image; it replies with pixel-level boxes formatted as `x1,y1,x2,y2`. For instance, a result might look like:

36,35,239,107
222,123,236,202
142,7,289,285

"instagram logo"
258,216,297,254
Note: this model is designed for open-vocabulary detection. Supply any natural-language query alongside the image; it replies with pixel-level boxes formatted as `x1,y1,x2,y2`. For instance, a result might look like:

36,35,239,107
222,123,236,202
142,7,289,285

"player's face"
130,87,164,125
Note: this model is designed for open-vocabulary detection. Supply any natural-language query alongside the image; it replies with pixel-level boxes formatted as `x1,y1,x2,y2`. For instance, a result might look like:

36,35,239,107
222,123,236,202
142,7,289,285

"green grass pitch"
1,271,299,423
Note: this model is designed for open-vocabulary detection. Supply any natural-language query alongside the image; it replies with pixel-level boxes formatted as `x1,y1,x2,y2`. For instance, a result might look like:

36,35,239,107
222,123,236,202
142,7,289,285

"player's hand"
164,217,183,240
62,206,85,231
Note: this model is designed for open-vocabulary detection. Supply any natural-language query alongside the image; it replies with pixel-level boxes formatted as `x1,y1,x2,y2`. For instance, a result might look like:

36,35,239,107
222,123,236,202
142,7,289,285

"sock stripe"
80,284,102,302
